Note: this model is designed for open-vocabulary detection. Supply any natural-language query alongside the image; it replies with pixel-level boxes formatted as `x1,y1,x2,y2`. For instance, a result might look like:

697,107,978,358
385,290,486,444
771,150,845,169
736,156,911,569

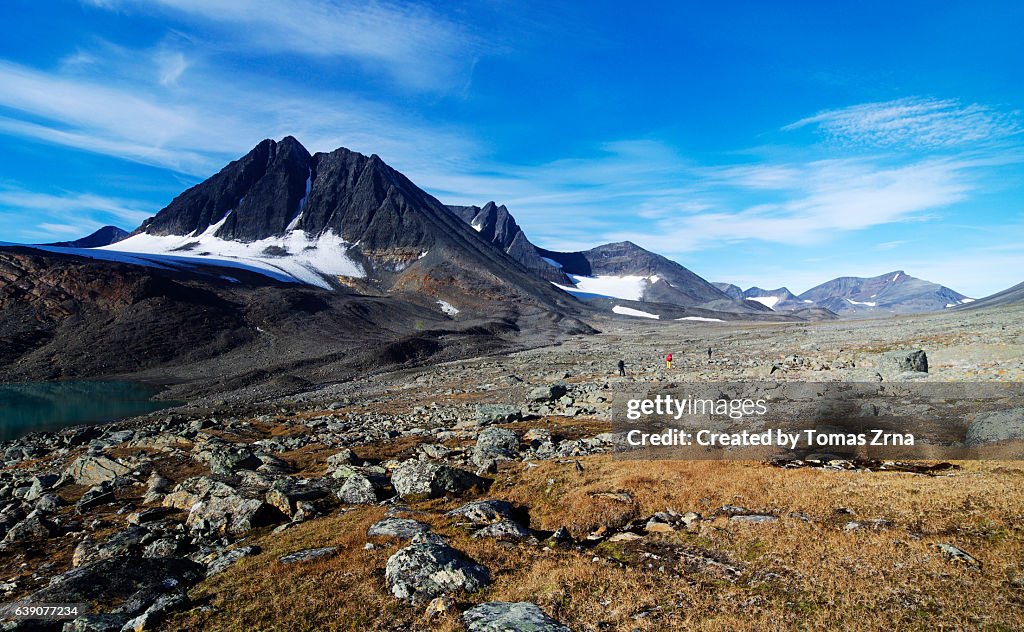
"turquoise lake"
0,381,180,441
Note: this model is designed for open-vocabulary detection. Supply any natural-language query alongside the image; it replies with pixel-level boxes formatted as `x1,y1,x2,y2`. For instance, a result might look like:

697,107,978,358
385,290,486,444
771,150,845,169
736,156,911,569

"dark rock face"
46,225,130,248
798,271,971,314
139,136,312,240
880,349,929,375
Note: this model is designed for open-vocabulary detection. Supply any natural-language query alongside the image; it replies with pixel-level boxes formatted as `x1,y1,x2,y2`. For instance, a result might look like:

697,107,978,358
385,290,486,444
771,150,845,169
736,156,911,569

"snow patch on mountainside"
552,274,660,301
946,297,975,308
612,305,660,319
676,316,724,322
846,298,878,307
11,243,301,285
437,300,459,316
101,226,364,289
541,257,563,269
749,296,780,310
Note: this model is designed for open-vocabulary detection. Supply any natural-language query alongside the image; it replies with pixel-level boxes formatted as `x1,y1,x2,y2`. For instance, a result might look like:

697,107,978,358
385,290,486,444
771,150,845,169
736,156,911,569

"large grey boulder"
265,479,330,516
472,520,536,543
463,601,571,632
385,540,490,603
205,545,261,576
474,427,520,466
446,500,519,525
367,517,431,540
326,448,357,468
391,461,485,500
965,408,1024,446
196,444,263,475
28,556,203,604
278,546,338,565
880,349,928,376
3,513,57,542
65,455,131,486
24,474,60,502
529,383,568,403
475,404,522,426
337,473,378,504
162,476,284,535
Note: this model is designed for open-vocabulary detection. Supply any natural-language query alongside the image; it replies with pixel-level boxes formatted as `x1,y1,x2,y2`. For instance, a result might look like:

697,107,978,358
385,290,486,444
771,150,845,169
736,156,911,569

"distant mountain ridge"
797,270,971,314
713,271,972,315
742,286,806,311
446,206,763,314
46,226,129,248
955,280,1024,310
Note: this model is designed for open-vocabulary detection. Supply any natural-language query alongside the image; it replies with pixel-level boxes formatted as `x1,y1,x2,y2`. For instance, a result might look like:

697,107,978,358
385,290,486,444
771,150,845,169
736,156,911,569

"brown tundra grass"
165,456,1024,632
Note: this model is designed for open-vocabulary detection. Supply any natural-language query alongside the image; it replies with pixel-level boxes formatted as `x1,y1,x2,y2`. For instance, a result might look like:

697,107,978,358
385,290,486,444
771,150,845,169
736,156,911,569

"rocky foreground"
1,304,1023,631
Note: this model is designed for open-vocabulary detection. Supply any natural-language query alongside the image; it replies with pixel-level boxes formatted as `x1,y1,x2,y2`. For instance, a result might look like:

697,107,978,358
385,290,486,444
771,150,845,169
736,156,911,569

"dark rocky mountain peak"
139,136,313,240
446,202,570,284
46,226,130,248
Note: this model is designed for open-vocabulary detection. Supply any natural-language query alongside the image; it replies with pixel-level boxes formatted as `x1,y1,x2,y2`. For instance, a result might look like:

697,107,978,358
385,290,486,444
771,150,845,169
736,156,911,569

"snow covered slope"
102,218,364,289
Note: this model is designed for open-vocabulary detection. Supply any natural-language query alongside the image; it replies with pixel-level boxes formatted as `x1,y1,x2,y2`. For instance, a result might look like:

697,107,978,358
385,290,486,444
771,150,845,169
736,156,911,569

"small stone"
367,517,431,540
278,546,338,565
730,514,778,525
935,543,980,569
463,601,571,632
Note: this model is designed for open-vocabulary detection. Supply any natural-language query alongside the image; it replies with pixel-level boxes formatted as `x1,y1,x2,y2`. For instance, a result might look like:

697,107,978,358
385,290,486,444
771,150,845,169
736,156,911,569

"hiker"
707,346,713,360
617,359,626,376
665,352,673,369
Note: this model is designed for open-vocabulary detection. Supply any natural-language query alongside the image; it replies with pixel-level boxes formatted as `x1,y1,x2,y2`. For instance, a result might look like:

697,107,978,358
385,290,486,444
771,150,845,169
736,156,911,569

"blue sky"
1,1,1022,296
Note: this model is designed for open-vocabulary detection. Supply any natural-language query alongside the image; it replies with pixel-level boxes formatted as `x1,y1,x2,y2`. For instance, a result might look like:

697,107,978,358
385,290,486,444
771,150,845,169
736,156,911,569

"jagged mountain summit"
742,287,808,311
46,226,130,248
445,206,761,313
798,270,972,314
446,202,570,284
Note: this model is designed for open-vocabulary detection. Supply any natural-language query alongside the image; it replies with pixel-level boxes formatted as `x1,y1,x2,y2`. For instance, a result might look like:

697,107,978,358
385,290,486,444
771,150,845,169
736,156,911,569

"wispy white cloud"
0,187,155,241
0,187,153,222
875,240,906,250
155,50,188,86
83,0,482,92
785,97,1022,149
0,57,478,178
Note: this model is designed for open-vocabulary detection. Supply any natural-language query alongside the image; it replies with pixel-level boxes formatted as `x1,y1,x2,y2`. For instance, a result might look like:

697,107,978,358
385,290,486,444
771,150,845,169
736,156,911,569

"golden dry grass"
163,456,1024,632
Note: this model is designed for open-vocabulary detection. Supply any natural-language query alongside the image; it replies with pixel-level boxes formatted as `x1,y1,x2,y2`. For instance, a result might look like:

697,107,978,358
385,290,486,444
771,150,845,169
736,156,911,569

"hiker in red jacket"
665,353,673,369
